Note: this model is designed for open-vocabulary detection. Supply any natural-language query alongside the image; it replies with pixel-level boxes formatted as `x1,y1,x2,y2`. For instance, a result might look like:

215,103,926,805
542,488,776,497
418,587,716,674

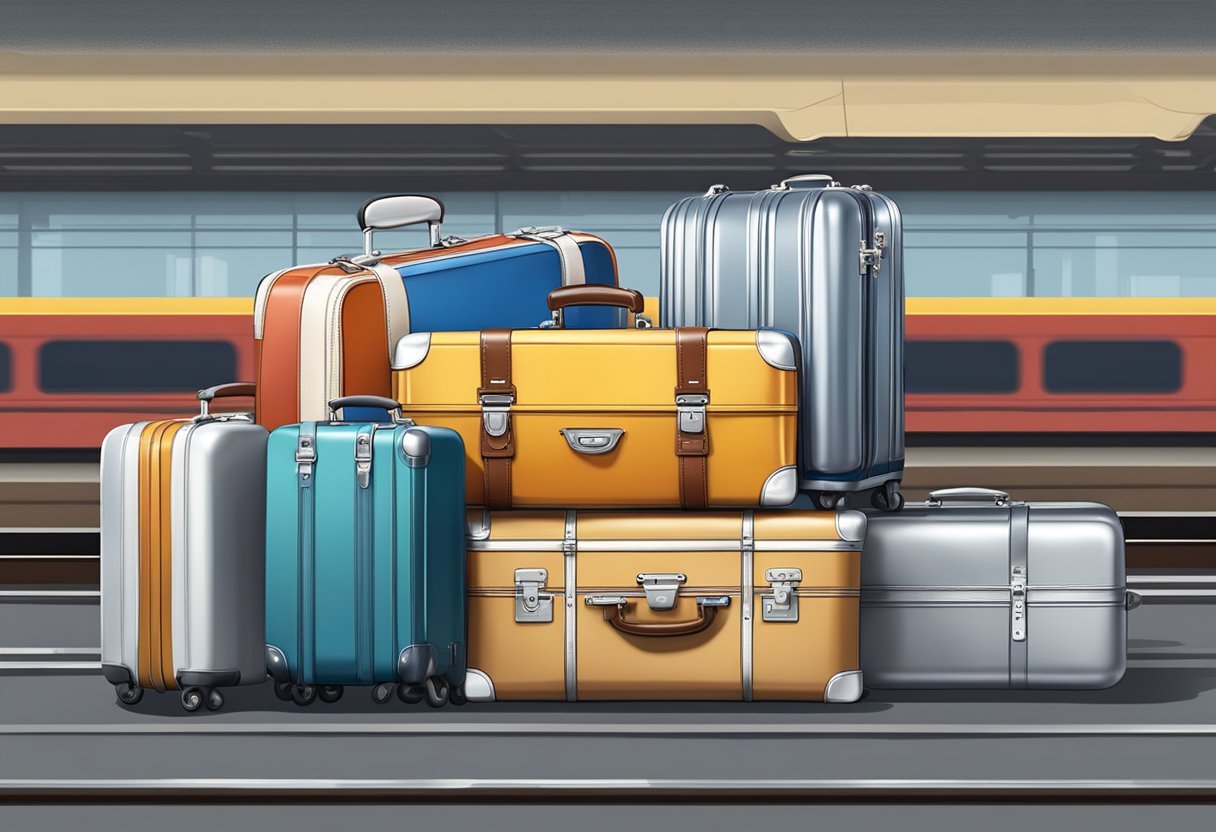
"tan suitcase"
463,508,865,702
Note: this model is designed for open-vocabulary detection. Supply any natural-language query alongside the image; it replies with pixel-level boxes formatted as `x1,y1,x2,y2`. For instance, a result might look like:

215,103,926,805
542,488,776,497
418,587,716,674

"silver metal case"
660,177,904,499
860,497,1129,689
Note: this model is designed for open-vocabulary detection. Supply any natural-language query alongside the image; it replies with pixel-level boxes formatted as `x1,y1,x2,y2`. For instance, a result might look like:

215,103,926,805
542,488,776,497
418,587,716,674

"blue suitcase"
264,396,467,707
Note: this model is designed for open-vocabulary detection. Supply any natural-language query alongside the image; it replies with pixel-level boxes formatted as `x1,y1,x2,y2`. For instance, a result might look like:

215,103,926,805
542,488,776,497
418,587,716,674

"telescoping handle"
543,285,650,329
772,173,842,190
926,487,1012,507
196,382,255,420
357,194,445,256
327,396,411,425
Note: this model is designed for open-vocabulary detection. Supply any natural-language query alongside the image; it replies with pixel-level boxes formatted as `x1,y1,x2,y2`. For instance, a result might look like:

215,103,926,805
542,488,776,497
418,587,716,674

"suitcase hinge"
479,393,515,438
354,431,374,489
515,568,554,624
1010,565,1027,642
676,394,708,435
761,567,802,623
859,232,886,276
637,572,686,611
295,435,316,487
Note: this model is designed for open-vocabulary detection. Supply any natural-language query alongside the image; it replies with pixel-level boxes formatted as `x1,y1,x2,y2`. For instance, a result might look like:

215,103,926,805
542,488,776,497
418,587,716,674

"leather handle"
548,285,646,314
598,599,726,638
197,383,255,402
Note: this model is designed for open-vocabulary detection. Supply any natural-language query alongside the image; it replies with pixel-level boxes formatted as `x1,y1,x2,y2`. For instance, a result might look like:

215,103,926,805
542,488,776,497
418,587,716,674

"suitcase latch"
354,432,373,489
676,394,708,434
295,434,316,486
479,393,514,438
515,568,554,624
762,568,803,623
637,572,686,611
1010,565,1027,642
859,232,886,275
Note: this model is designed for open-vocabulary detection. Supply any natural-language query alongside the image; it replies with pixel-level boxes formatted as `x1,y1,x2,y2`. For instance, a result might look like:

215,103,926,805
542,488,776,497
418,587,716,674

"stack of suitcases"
99,177,1140,711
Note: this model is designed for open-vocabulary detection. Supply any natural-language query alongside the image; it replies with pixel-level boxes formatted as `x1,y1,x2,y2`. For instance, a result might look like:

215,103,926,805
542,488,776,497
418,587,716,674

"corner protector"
823,669,863,704
392,331,432,370
760,465,799,506
463,668,496,702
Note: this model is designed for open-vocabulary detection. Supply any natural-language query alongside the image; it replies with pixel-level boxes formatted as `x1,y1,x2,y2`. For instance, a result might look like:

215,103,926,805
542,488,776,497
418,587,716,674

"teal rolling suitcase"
264,396,467,707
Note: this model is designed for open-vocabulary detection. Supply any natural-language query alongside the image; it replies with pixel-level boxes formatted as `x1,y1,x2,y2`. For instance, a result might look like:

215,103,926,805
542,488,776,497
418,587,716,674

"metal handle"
327,396,410,425
559,428,624,455
773,174,840,190
196,382,256,420
926,487,1011,507
357,194,445,255
586,596,729,638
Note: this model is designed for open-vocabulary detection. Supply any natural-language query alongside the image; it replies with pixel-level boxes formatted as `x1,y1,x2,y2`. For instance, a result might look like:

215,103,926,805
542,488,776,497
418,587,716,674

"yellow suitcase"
462,508,864,702
392,286,800,510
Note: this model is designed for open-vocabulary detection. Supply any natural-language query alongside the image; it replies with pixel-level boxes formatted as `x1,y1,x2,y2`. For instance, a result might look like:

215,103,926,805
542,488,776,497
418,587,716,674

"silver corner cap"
755,329,798,371
835,510,867,542
759,466,799,507
401,428,431,468
467,510,491,541
463,668,496,702
392,331,432,370
823,669,863,703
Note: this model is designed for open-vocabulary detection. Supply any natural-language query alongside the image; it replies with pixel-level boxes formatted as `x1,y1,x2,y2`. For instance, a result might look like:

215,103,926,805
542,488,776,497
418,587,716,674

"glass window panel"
195,249,294,296
907,231,1029,248
907,341,1020,393
32,248,193,297
0,251,16,295
28,193,193,229
39,340,237,393
0,203,16,229
906,248,1027,297
31,230,193,248
890,192,1034,228
1043,341,1181,394
296,230,361,249
611,247,661,296
500,192,686,230
294,193,365,229
0,343,10,391
1030,193,1216,228
193,193,295,228
0,232,16,247
1033,231,1216,248
1032,247,1216,297
193,230,294,247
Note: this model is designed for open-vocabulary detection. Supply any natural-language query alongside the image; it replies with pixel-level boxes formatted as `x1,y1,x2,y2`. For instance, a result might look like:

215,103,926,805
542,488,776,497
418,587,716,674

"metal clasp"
1011,565,1027,642
354,430,374,489
479,393,514,438
515,568,554,624
676,394,708,435
762,567,803,622
637,572,686,611
859,236,885,275
295,433,316,487
514,225,566,238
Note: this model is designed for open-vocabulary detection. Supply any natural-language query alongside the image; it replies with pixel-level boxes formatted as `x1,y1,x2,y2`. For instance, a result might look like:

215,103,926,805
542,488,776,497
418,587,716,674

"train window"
38,341,237,394
906,340,1020,394
0,343,10,392
1043,340,1182,394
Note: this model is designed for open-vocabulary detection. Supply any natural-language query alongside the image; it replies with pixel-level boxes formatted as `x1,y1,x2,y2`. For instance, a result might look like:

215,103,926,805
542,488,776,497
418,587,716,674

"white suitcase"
99,384,268,711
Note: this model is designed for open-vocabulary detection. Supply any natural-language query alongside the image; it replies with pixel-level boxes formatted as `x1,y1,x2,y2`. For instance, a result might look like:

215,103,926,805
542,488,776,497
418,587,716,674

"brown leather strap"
603,602,718,637
548,285,646,314
674,327,710,510
478,330,516,510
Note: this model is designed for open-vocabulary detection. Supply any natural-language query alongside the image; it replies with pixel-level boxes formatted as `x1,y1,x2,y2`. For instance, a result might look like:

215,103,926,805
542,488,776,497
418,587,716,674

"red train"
2,298,1213,449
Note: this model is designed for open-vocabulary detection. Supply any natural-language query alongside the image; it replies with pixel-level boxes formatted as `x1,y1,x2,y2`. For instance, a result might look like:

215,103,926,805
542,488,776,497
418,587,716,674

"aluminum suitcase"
99,384,267,711
392,285,800,510
660,174,905,510
861,488,1141,689
264,396,467,707
462,508,865,702
254,194,622,430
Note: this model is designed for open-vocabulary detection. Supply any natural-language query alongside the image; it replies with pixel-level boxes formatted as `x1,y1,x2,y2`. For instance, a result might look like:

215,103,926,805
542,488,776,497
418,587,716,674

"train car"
3,297,1214,449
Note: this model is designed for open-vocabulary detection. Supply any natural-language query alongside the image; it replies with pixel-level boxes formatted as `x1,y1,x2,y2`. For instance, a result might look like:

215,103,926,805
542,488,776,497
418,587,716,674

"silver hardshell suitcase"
861,488,1141,689
100,384,267,711
660,174,904,510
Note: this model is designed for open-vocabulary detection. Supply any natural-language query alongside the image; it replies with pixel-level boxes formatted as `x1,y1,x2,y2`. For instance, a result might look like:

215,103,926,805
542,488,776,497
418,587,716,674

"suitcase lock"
762,568,803,623
859,231,886,275
515,568,554,624
637,573,686,611
676,394,708,434
354,432,374,489
1011,565,1027,642
479,393,514,438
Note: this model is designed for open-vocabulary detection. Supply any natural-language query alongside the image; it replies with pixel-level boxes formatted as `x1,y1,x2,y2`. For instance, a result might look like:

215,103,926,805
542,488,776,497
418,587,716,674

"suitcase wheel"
397,683,424,705
206,688,225,711
273,681,294,702
291,684,317,707
181,687,205,713
115,683,143,706
448,685,467,707
371,683,394,705
424,676,449,709
318,685,344,704
871,481,904,512
811,492,843,511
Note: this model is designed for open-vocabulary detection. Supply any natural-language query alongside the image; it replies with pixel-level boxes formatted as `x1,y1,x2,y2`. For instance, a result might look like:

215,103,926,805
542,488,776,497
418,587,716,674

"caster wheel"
206,688,225,711
291,684,317,707
872,482,904,512
397,683,424,705
424,676,450,709
371,683,394,705
115,683,143,706
273,681,293,702
181,687,204,712
448,685,468,707
811,492,841,511
318,685,343,704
